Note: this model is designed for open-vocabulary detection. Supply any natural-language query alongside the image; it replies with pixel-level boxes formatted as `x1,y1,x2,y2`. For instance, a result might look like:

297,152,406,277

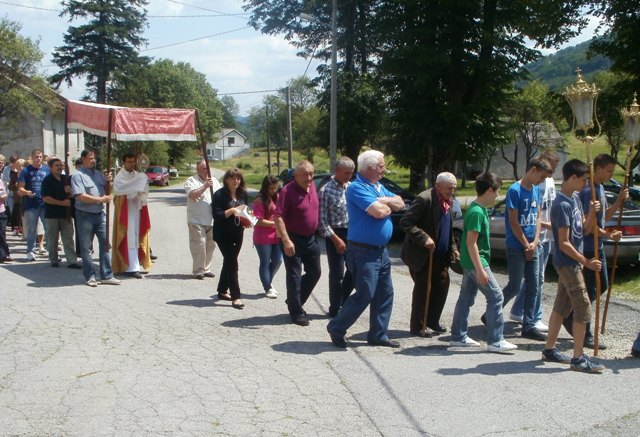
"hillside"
523,39,611,91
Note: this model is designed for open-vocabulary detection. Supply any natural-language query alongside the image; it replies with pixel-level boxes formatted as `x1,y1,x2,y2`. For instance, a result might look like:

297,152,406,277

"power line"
141,26,251,52
218,89,280,96
0,0,249,19
165,0,250,17
0,1,58,11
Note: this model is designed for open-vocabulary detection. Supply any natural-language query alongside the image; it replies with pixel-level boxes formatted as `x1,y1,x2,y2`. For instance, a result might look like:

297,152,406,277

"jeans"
633,331,640,352
23,206,45,254
327,244,394,343
450,267,505,345
76,210,113,281
511,240,551,323
501,245,540,332
254,242,282,291
281,234,321,319
325,228,354,316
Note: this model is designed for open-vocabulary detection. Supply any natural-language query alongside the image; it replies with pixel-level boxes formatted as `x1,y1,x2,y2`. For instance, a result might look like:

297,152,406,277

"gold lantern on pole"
563,68,603,355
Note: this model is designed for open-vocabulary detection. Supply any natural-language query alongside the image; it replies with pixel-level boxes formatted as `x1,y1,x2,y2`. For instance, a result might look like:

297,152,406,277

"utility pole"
329,0,338,173
286,86,293,169
266,105,271,172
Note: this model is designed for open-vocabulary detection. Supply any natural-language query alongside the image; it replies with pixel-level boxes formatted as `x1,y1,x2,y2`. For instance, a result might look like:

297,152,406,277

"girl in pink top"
252,175,283,298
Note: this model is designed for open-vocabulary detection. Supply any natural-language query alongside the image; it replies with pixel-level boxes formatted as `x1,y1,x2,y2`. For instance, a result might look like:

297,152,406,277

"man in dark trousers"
274,160,321,326
401,172,458,337
41,157,81,269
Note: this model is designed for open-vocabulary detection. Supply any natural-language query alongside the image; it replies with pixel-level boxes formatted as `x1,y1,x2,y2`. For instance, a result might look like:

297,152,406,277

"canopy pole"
195,110,214,198
64,101,71,223
105,108,114,250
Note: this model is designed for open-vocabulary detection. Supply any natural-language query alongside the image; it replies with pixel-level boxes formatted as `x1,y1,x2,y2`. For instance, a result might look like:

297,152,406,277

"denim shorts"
553,265,591,323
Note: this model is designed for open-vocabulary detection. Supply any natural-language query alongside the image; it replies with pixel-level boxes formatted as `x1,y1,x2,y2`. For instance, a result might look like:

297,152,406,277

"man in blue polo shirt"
18,149,50,261
327,150,405,348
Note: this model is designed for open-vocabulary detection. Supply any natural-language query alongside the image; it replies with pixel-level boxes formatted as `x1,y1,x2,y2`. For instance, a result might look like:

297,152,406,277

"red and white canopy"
66,100,197,142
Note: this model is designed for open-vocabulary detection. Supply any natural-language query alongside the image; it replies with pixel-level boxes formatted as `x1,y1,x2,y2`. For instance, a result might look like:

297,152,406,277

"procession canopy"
66,100,197,142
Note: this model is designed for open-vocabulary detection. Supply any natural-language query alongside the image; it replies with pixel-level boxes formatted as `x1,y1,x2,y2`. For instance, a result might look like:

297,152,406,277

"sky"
1,0,600,116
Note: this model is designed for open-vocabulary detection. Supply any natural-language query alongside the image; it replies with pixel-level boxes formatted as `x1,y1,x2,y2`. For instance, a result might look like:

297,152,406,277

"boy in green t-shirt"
450,172,517,353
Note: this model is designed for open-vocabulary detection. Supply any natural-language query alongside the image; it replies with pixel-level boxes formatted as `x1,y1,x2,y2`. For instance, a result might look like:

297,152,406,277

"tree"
109,59,223,166
0,18,56,139
50,0,149,103
501,80,566,179
220,96,239,129
590,0,640,172
245,1,387,163
377,0,590,189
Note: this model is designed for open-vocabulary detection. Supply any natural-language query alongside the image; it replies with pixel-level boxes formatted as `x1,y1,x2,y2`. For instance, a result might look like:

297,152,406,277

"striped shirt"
318,176,349,238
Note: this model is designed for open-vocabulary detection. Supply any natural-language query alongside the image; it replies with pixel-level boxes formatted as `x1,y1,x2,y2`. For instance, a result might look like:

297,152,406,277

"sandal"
232,300,245,309
218,292,232,301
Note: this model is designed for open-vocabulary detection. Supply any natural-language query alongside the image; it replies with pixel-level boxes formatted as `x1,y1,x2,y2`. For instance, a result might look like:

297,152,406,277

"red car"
145,166,170,186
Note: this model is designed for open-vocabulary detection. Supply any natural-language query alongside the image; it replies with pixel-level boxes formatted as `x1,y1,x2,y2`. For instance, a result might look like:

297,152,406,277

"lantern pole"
602,93,640,334
564,68,602,355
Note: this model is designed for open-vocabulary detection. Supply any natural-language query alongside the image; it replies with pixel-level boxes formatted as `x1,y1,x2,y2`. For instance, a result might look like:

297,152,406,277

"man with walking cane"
400,172,458,337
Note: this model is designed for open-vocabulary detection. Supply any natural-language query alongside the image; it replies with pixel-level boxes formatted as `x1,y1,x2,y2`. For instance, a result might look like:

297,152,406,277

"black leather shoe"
410,330,433,338
428,323,447,334
51,262,59,268
480,314,487,326
327,326,346,348
584,336,607,350
522,328,548,341
204,271,215,278
67,263,82,269
292,316,310,327
125,271,143,279
632,348,640,358
368,339,400,348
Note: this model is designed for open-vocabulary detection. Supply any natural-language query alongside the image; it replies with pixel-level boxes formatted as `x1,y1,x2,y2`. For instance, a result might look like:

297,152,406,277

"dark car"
278,168,415,236
602,178,640,203
145,166,170,186
452,191,640,266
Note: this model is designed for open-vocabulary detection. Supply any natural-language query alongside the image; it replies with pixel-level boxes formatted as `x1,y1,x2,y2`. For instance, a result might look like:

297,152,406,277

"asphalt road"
1,186,639,436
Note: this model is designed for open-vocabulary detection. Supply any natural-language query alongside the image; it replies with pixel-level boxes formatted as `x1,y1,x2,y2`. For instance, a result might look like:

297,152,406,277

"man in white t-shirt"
509,150,560,330
184,161,221,279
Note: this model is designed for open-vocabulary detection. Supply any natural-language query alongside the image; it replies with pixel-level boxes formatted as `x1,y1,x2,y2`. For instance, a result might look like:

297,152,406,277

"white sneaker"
26,252,36,262
487,339,518,353
450,337,481,347
265,287,278,299
509,313,523,324
534,320,549,332
86,278,98,287
101,277,122,285
38,248,48,256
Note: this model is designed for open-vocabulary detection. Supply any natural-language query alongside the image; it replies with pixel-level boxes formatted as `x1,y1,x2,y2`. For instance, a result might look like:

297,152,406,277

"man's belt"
348,240,384,250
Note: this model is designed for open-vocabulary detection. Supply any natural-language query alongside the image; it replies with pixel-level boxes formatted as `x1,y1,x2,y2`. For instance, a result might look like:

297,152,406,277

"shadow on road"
272,340,346,355
3,262,85,288
166,298,218,308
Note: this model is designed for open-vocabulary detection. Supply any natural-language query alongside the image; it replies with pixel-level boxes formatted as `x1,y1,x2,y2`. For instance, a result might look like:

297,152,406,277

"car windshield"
147,167,163,173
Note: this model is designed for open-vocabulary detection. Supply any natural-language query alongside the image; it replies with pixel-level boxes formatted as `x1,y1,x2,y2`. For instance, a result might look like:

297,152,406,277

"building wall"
0,110,84,162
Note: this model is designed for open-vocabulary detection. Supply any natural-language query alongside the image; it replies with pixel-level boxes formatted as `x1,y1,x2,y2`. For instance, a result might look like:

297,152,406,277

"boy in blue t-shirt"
500,157,552,341
563,154,626,349
542,159,604,373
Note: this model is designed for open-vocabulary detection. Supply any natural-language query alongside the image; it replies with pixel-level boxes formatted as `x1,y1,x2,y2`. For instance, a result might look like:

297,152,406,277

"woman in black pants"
212,168,248,309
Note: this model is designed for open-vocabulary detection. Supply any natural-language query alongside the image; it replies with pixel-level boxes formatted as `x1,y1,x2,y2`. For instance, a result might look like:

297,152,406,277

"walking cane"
420,246,435,336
